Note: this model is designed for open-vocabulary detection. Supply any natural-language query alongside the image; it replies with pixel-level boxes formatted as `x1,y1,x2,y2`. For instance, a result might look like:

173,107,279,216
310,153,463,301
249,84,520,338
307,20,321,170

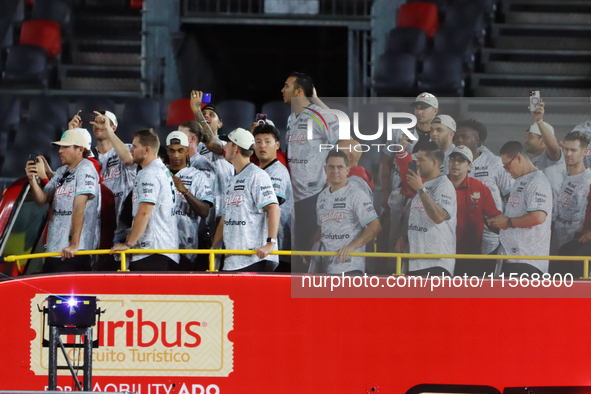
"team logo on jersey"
55,185,75,197
558,194,571,207
470,192,481,200
507,195,519,207
320,210,346,224
287,133,308,145
226,194,244,207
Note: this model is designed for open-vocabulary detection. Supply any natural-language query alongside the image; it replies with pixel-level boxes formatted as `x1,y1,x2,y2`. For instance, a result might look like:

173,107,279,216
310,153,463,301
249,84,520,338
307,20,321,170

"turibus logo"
30,294,234,377
305,108,418,153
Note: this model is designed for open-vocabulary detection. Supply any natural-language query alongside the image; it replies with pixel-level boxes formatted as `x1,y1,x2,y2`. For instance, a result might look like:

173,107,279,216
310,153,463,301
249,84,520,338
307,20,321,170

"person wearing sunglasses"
25,129,100,273
487,141,552,276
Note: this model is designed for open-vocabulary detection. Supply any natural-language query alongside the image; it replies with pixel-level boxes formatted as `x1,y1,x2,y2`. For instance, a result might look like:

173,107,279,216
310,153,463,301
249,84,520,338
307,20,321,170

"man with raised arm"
395,141,457,276
211,128,281,272
281,72,339,267
488,141,553,275
111,129,179,271
25,129,100,273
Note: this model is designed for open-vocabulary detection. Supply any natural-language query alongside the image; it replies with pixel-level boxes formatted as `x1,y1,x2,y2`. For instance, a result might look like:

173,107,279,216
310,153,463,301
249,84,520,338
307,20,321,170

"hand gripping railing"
3,250,591,278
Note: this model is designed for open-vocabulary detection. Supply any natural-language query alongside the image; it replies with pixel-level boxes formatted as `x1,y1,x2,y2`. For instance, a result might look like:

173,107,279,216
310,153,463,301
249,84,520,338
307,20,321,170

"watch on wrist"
507,218,513,228
266,238,277,244
418,187,426,195
124,241,133,248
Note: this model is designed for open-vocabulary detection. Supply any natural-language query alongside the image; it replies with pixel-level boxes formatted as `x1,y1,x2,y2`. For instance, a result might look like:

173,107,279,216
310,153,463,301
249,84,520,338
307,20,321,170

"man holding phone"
25,129,101,272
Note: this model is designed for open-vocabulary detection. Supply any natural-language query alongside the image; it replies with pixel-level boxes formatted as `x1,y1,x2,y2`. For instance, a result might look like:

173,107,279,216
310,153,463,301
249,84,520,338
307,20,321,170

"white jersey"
531,148,566,202
499,170,552,272
407,175,457,274
97,146,137,240
316,183,378,274
172,166,214,260
551,168,591,254
131,158,179,263
192,149,233,219
222,163,279,270
263,159,292,254
286,103,339,202
440,143,455,175
571,120,591,168
44,160,100,253
469,146,515,254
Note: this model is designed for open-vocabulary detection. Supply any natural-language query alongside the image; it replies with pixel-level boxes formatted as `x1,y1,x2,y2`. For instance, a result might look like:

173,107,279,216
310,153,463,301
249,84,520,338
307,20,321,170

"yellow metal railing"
3,250,591,278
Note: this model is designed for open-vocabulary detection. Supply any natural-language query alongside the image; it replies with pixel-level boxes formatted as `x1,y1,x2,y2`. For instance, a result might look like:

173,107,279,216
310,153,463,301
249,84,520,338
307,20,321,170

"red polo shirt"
450,175,501,255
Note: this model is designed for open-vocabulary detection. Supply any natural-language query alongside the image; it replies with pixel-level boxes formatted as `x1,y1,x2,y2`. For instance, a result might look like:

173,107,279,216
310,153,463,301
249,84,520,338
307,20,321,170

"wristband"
418,187,426,195
507,218,513,228
124,241,133,248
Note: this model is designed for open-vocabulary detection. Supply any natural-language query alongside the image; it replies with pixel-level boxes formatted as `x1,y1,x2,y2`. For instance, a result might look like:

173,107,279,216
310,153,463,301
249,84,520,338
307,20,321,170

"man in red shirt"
447,145,501,276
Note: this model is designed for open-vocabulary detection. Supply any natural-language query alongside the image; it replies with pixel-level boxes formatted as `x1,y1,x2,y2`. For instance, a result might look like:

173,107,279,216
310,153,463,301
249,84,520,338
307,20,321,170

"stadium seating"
73,97,116,118
166,99,194,126
31,0,72,33
442,3,486,44
373,53,417,96
261,100,291,149
122,98,161,128
0,95,22,129
385,27,428,59
396,2,439,39
418,53,465,96
216,100,256,136
27,96,69,136
2,45,48,87
432,27,476,70
20,20,62,59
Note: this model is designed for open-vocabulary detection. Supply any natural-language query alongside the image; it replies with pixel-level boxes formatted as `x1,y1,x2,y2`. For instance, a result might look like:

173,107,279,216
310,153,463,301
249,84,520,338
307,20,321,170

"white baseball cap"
528,121,554,136
450,145,473,163
228,127,255,150
432,114,456,132
166,131,189,147
411,92,438,109
104,110,118,127
53,129,90,148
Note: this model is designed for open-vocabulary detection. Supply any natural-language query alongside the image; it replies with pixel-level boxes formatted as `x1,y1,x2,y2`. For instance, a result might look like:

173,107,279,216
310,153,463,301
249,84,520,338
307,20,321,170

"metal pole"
83,327,93,391
48,327,58,391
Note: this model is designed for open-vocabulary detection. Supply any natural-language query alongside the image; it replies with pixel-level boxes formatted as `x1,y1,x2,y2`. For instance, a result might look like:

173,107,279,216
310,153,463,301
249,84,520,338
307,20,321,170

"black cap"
202,104,222,120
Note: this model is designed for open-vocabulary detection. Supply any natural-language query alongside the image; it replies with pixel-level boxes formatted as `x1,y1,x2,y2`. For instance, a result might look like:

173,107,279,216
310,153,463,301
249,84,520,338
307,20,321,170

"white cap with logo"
450,145,473,163
528,121,554,136
412,92,438,109
166,131,189,147
432,114,456,132
53,128,90,149
104,110,118,127
228,127,255,150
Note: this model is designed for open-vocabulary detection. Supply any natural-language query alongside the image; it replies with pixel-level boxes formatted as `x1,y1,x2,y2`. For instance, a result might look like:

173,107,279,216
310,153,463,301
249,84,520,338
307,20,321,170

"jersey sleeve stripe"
258,200,277,210
361,214,378,228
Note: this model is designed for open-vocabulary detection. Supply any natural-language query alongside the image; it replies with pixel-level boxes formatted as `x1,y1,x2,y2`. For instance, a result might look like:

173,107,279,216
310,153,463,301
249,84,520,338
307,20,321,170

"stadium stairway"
472,0,591,97
59,6,142,93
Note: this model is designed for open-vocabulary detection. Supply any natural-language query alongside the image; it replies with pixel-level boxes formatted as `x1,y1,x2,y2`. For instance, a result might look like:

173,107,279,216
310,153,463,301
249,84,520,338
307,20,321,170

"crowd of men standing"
21,71,591,277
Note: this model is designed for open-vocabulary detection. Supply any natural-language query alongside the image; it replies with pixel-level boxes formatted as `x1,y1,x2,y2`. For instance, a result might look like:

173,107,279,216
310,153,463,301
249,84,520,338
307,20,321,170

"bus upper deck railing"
3,250,590,278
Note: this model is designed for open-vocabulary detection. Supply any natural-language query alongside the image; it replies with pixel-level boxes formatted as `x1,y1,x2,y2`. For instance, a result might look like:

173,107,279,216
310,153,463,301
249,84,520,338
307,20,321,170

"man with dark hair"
253,124,292,271
69,110,137,244
395,141,457,276
524,100,565,200
454,118,514,254
166,131,214,270
212,128,281,272
550,131,591,254
310,149,381,275
337,139,374,198
25,129,100,272
281,72,340,268
488,141,552,275
111,129,179,271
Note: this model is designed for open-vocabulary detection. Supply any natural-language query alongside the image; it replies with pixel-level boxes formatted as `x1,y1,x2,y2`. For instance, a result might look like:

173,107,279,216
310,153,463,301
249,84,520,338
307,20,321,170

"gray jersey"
44,159,100,253
131,158,179,263
531,148,566,202
316,182,378,274
97,146,137,240
286,103,339,202
263,160,292,254
191,149,233,219
222,163,279,270
172,166,214,260
407,175,457,274
551,168,591,254
469,146,515,254
348,175,373,199
571,121,591,168
500,170,552,272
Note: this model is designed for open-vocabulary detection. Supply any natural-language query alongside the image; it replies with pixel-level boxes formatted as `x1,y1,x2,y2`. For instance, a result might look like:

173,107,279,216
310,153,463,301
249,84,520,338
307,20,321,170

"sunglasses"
503,152,520,170
56,171,71,188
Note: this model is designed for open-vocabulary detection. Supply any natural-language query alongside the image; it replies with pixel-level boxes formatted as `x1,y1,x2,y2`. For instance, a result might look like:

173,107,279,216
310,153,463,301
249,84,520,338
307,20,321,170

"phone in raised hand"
530,90,541,112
